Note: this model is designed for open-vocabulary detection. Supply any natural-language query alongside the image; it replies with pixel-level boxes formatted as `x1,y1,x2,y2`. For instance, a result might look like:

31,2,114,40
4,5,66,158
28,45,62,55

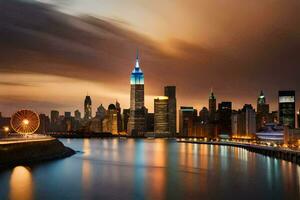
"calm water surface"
0,138,300,200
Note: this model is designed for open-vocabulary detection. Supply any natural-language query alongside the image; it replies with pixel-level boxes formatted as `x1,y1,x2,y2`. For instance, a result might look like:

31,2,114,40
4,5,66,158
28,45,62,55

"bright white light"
23,119,29,125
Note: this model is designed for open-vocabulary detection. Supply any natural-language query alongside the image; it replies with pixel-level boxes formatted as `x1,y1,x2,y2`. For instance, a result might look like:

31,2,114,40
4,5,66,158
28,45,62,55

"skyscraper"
217,102,232,137
102,104,118,135
50,110,59,132
257,90,270,130
84,95,92,121
74,110,81,120
232,104,256,138
154,96,169,135
209,89,216,121
128,51,146,136
164,86,177,136
279,90,296,128
179,106,197,137
116,100,122,133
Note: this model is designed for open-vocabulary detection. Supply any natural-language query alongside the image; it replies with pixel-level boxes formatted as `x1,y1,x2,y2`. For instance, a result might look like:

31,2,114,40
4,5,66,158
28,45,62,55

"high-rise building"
232,104,256,138
123,109,130,132
84,95,92,121
38,114,50,134
102,104,118,134
164,86,177,136
116,100,122,132
179,106,197,137
146,113,154,132
209,89,217,121
217,102,232,137
154,96,169,134
96,104,106,120
74,110,81,120
50,110,59,132
256,90,270,130
279,90,296,128
128,51,146,136
199,107,209,123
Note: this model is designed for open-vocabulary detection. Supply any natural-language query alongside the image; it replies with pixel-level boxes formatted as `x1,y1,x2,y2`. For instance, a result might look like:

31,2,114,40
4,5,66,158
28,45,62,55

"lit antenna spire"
135,48,140,68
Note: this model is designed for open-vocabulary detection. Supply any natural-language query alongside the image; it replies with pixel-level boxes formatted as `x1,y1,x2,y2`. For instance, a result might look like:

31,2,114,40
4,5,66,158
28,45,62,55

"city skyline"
1,0,300,116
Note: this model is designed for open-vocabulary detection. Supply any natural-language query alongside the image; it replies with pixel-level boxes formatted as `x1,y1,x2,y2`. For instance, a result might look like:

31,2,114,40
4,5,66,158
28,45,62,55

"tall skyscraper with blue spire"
128,50,146,136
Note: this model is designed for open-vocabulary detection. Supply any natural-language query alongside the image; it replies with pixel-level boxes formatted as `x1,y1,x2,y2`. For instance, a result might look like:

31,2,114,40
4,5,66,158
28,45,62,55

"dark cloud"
0,0,300,114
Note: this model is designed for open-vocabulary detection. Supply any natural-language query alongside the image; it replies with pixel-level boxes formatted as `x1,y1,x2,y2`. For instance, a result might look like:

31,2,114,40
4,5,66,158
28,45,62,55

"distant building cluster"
0,52,299,144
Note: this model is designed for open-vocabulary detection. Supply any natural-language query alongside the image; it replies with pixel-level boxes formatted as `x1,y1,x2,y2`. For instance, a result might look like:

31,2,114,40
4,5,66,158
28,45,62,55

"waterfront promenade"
0,135,54,145
178,138,300,165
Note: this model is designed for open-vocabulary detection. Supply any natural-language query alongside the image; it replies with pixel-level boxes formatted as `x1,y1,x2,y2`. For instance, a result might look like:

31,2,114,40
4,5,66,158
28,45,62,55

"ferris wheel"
10,110,40,134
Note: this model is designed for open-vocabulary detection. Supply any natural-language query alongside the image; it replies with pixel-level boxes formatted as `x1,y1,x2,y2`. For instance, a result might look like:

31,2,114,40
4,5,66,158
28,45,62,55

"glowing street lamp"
3,126,9,133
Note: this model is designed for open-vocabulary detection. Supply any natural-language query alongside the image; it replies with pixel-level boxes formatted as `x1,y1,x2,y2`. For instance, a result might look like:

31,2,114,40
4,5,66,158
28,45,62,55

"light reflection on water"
0,138,299,200
9,166,33,200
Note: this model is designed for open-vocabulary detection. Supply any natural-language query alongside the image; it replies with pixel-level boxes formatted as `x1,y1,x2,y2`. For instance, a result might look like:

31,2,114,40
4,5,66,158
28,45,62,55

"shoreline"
178,140,300,165
0,138,75,167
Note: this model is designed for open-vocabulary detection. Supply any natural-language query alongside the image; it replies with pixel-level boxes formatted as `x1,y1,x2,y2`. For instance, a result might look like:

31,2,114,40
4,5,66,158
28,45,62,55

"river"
0,138,299,200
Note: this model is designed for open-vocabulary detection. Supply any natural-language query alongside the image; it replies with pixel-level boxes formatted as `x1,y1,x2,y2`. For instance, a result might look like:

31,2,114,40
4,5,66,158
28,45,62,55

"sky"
0,0,300,116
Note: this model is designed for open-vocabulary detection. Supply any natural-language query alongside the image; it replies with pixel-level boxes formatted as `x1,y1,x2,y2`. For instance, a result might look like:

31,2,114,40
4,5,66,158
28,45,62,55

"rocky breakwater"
0,138,75,166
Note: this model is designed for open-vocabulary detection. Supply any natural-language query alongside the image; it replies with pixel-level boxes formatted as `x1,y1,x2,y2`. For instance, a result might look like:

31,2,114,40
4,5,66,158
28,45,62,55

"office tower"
123,109,130,132
102,104,118,134
146,113,154,132
128,51,146,136
232,104,256,138
50,110,59,131
64,112,71,118
209,89,217,121
199,107,209,123
38,114,50,134
63,112,72,132
179,106,197,137
164,86,177,136
74,110,81,120
96,104,106,120
116,100,122,132
279,90,296,128
51,110,59,125
218,102,232,137
84,95,92,121
154,96,169,134
256,90,270,130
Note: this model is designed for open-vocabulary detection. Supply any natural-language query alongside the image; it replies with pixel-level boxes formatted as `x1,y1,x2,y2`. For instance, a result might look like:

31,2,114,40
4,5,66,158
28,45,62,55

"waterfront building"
146,113,154,132
256,123,284,142
37,114,50,134
278,90,296,128
209,89,217,121
179,106,197,137
164,86,177,136
128,51,146,136
89,117,102,133
84,95,92,121
122,109,130,132
256,90,270,130
102,104,118,135
154,96,169,135
96,104,106,120
50,110,60,132
232,104,256,139
217,102,232,137
74,110,81,121
116,100,122,132
199,107,209,123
